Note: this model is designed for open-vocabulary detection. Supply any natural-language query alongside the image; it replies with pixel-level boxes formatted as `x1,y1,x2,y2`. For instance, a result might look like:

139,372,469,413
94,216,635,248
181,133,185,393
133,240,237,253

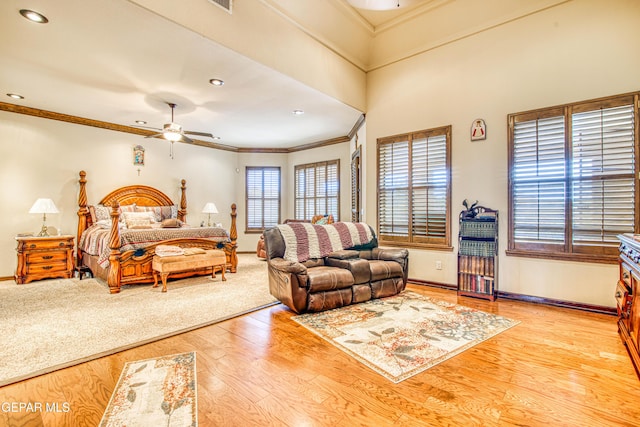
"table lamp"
202,202,218,227
29,198,59,237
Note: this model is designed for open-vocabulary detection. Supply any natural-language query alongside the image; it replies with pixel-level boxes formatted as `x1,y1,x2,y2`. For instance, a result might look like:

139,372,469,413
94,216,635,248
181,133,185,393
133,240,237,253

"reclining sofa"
263,222,409,313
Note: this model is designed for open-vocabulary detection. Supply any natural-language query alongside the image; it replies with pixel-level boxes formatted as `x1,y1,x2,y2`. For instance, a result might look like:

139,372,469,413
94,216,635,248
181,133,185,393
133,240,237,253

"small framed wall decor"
133,145,145,166
471,119,486,141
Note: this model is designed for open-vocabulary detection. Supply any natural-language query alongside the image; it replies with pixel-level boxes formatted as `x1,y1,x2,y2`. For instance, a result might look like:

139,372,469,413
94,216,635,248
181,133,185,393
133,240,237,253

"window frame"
245,166,281,233
294,159,340,222
507,92,640,263
376,125,452,251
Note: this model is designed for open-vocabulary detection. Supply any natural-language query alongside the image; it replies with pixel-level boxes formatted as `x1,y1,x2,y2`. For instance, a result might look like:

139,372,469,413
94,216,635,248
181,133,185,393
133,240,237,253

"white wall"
364,0,640,307
0,111,238,278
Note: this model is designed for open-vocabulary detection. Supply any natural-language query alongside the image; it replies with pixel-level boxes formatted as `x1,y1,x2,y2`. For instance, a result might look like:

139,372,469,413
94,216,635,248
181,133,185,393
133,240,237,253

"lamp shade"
202,202,219,214
29,198,59,214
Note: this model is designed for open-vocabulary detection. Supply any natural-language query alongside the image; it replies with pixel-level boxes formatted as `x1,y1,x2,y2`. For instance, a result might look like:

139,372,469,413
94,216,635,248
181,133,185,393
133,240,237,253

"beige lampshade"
29,198,59,214
29,198,59,237
202,202,218,214
202,202,218,227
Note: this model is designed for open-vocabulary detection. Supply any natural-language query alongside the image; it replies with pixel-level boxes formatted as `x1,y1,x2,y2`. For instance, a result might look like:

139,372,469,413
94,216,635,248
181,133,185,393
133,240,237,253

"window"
508,93,638,262
246,166,280,232
294,160,340,221
377,126,451,249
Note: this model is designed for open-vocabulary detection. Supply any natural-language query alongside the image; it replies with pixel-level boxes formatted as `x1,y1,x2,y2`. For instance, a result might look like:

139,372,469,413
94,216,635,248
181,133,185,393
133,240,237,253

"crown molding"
0,102,353,154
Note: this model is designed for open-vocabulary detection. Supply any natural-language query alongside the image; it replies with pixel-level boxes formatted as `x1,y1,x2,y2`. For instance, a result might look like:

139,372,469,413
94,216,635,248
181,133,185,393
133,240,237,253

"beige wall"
236,141,353,252
0,111,353,277
364,0,640,307
0,111,238,278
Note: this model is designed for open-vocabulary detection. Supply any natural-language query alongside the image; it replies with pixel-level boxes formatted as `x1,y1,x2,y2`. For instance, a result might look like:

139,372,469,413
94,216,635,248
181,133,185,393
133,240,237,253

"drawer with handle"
621,262,632,287
26,262,68,274
25,251,67,265
616,281,631,318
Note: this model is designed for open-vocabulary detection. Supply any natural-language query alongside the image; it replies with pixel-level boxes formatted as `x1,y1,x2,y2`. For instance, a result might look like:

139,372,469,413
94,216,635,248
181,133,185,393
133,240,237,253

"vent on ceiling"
208,0,232,13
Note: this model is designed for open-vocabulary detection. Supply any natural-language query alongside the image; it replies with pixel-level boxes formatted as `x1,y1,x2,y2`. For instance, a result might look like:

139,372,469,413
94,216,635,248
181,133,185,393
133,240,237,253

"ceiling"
348,0,435,27
0,0,425,150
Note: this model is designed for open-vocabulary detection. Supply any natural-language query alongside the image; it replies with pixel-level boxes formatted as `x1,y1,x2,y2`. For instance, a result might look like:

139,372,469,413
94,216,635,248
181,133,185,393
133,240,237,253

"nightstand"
15,235,74,284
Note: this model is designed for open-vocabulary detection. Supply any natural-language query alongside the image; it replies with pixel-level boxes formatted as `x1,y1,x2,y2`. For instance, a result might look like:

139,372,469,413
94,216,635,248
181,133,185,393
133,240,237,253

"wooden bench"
152,249,226,292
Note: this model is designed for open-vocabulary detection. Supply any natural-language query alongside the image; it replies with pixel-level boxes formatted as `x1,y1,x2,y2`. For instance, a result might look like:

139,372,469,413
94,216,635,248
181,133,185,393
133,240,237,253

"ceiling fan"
141,102,214,157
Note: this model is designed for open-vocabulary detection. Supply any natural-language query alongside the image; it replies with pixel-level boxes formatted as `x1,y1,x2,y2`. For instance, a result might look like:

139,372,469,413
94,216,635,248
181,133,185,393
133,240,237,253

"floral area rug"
292,291,520,383
100,352,197,427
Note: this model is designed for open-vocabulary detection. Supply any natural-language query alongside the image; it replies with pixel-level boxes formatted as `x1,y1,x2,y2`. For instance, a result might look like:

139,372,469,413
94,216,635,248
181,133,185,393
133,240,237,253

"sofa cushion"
325,257,370,284
307,288,353,312
307,266,354,292
369,260,404,282
371,277,404,299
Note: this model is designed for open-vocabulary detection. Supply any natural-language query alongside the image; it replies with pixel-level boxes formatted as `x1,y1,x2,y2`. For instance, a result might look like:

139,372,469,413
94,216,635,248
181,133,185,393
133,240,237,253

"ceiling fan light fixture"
19,9,49,24
163,131,182,142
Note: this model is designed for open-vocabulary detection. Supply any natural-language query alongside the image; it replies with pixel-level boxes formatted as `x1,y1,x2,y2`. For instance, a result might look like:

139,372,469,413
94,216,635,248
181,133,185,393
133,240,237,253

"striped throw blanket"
277,222,375,263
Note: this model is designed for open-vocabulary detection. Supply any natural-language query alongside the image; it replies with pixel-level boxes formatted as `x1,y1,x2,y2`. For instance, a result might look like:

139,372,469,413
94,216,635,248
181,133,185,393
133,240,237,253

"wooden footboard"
77,171,238,293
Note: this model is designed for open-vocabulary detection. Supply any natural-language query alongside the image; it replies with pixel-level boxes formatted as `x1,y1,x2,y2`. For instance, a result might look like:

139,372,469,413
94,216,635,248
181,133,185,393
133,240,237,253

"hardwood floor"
1,284,638,426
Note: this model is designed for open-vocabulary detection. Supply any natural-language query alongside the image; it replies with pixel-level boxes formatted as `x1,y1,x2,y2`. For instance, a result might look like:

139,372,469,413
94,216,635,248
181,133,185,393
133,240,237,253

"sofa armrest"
268,257,307,275
372,247,409,262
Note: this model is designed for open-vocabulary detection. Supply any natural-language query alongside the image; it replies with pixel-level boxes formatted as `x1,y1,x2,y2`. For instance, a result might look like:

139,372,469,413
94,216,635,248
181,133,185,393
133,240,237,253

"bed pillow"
161,218,182,228
122,211,156,228
90,204,137,223
136,205,177,221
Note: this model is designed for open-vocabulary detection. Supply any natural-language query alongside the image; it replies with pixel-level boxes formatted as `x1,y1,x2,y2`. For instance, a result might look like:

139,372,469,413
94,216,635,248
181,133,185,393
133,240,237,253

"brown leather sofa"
263,225,409,313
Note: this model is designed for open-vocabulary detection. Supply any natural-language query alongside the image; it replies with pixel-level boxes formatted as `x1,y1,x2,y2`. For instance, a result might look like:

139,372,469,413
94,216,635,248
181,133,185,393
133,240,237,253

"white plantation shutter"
571,104,635,249
294,160,340,221
512,112,566,247
509,93,638,260
246,167,280,231
378,126,451,247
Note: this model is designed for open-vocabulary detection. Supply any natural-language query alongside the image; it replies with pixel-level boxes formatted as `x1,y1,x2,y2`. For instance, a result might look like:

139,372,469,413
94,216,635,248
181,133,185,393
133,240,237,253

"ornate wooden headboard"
76,170,188,245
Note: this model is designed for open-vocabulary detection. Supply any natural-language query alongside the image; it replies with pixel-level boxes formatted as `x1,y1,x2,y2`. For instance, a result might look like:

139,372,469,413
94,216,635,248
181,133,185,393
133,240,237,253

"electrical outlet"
435,260,442,270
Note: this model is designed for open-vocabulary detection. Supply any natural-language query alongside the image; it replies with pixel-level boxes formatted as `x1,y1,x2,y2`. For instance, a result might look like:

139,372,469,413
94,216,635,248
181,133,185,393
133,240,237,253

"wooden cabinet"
15,235,74,284
458,207,498,301
617,234,640,377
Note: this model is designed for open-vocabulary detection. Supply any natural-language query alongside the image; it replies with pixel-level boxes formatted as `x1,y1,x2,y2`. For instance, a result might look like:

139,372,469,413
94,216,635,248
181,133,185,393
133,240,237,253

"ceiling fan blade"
133,125,162,131
179,134,194,144
145,133,164,139
183,131,214,138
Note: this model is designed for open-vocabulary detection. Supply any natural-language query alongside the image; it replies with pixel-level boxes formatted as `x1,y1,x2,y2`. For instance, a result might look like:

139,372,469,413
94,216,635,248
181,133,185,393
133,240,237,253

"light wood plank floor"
1,284,639,426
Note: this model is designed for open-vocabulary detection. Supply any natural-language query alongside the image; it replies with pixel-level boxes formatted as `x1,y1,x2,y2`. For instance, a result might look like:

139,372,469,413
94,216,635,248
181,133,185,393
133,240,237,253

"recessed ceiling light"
209,79,224,87
211,136,221,140
292,109,305,115
135,120,147,125
19,9,49,24
7,93,24,100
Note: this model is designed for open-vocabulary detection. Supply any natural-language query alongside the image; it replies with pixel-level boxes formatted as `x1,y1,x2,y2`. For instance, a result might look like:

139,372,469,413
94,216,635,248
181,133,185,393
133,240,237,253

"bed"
76,170,238,293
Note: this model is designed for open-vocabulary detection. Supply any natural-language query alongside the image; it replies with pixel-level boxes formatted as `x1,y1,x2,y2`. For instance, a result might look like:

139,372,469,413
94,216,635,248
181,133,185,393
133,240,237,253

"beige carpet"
0,254,276,387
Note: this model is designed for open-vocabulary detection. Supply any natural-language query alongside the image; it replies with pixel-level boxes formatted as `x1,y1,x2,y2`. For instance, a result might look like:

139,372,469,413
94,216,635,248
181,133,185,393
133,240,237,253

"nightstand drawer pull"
42,266,53,270
30,244,36,249
59,242,65,247
42,255,53,260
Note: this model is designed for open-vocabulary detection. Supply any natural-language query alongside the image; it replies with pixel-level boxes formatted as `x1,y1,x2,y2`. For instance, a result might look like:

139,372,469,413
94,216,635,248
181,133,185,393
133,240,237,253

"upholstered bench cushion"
152,249,226,272
369,260,404,282
307,266,354,292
